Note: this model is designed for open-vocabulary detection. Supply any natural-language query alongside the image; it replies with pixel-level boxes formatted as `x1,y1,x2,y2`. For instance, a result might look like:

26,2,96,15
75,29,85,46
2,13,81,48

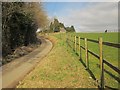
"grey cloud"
59,2,118,32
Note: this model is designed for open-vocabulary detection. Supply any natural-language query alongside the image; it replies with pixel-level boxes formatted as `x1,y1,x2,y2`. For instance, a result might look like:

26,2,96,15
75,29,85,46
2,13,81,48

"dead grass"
17,34,97,88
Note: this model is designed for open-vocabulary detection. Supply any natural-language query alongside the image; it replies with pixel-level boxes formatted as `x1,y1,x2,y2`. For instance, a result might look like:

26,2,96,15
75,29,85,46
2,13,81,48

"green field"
17,32,119,88
55,32,119,88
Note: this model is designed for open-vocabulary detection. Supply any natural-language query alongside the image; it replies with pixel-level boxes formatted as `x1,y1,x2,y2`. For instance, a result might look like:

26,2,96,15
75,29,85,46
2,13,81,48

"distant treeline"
49,18,75,33
2,2,48,57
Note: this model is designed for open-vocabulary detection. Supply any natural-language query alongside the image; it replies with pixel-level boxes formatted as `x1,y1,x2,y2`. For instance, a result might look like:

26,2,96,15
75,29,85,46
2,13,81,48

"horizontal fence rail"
80,46,100,59
103,60,120,74
66,34,119,89
77,36,120,48
80,43,120,74
102,41,120,48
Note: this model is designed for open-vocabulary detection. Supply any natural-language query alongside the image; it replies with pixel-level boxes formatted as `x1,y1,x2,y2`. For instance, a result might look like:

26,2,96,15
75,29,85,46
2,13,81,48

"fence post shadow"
75,52,79,56
79,46,96,81
79,58,96,81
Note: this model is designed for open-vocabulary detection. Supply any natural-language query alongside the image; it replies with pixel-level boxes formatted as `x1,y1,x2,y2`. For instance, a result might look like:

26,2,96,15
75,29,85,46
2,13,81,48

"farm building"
60,27,66,33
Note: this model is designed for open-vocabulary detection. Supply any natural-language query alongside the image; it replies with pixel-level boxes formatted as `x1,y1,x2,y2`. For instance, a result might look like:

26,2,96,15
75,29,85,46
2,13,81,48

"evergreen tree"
49,18,75,33
65,25,75,32
54,18,60,32
70,25,75,32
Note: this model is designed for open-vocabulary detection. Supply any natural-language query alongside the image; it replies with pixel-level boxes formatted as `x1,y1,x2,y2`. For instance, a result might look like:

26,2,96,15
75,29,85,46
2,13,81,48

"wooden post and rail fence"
66,33,120,89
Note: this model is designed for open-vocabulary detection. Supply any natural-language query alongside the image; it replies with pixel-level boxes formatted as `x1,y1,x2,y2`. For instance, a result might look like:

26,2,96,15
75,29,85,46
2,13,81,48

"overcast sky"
43,2,118,32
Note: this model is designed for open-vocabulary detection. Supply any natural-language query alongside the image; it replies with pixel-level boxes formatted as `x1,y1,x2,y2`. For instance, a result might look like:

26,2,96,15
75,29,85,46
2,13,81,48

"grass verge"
17,34,97,88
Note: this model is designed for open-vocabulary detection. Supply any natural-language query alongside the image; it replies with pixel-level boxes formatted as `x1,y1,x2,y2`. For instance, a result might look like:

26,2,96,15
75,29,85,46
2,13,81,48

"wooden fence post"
99,37,104,88
79,36,81,57
74,36,77,52
85,38,89,69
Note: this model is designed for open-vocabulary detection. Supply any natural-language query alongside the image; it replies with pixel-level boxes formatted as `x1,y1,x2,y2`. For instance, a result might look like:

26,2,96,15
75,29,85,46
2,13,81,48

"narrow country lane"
0,36,52,88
